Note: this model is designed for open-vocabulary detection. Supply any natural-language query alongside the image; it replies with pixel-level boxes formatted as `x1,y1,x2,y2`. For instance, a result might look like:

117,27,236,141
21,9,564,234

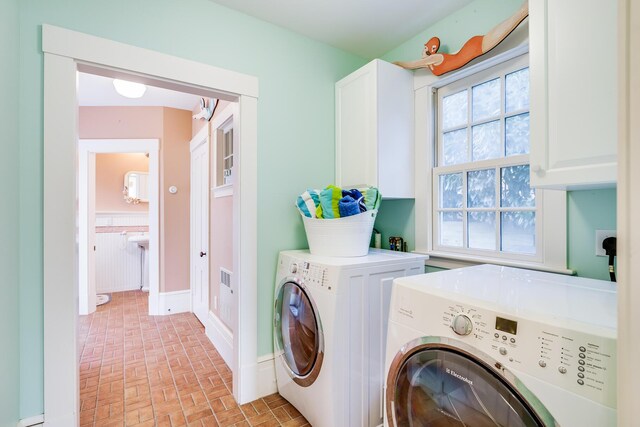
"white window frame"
212,103,236,198
414,47,570,274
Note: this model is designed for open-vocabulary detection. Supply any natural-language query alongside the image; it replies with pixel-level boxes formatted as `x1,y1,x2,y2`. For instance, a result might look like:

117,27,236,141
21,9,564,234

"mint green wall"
18,0,366,417
568,190,617,280
375,200,416,251
1,0,21,425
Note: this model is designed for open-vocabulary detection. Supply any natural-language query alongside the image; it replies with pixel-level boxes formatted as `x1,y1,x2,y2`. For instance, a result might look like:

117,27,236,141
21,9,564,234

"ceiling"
78,72,202,110
208,0,474,58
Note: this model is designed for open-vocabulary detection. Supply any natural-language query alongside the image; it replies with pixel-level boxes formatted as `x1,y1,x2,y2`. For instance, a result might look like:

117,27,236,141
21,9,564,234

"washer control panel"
394,292,617,408
283,257,330,290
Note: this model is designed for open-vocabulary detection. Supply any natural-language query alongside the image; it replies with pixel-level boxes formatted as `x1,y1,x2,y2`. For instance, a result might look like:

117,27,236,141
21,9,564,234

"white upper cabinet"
529,0,617,189
336,59,414,198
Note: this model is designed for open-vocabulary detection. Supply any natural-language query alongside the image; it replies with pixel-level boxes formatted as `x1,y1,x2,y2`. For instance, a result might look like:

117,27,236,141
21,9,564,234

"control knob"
289,263,298,274
451,314,473,336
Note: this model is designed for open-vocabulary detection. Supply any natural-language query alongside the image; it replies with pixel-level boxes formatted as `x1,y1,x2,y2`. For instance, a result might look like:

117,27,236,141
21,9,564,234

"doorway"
43,25,259,426
78,139,160,316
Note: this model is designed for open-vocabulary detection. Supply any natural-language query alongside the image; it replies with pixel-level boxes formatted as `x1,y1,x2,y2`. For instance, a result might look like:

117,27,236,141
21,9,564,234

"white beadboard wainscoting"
96,212,148,293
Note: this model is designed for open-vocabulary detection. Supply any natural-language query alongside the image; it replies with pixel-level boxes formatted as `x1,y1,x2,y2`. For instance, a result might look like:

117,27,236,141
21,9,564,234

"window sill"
413,250,574,276
212,184,233,198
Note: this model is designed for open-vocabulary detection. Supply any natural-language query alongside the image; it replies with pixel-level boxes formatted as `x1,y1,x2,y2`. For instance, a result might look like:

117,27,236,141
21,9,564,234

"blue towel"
296,189,321,218
338,195,361,217
342,189,366,213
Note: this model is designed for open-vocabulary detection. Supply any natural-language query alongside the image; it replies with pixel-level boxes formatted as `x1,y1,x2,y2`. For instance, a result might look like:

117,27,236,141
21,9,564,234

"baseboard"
206,311,233,367
157,290,191,315
18,414,44,427
257,353,277,397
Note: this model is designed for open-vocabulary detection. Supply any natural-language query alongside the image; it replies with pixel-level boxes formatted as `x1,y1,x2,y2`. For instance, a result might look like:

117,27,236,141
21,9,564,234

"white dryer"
274,249,427,427
384,264,617,427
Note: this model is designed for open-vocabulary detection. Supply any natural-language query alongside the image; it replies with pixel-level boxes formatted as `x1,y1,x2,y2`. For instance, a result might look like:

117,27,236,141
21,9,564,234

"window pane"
468,211,496,250
505,68,529,113
467,169,495,208
472,120,501,161
505,113,530,156
440,212,463,247
501,165,535,207
501,211,536,254
472,78,500,122
442,90,468,129
440,173,463,208
443,129,467,165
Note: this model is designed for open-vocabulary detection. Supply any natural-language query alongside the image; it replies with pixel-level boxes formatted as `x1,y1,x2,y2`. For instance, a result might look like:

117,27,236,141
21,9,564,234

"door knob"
200,251,207,257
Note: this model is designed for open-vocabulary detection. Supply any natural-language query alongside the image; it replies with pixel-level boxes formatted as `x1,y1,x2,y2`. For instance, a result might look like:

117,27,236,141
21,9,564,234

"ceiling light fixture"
113,79,147,98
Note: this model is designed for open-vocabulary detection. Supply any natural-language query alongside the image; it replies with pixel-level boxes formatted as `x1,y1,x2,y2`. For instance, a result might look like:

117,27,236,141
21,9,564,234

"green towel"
361,187,381,211
317,185,342,219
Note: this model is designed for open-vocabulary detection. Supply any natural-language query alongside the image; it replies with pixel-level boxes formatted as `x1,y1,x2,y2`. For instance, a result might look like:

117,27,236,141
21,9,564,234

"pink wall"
161,108,193,293
80,106,193,293
95,153,149,212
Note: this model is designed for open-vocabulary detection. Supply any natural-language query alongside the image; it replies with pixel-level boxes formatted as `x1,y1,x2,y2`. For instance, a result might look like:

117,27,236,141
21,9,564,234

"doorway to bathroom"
78,139,160,315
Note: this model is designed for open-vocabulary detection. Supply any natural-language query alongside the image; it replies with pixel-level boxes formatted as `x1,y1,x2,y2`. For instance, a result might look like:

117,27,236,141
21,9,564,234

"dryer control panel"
392,291,617,409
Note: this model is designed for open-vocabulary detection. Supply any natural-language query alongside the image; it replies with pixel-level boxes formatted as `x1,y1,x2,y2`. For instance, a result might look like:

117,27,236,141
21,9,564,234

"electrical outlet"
595,230,617,256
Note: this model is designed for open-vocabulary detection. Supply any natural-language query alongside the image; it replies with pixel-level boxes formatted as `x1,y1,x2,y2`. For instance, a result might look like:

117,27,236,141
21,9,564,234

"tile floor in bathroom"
78,291,309,426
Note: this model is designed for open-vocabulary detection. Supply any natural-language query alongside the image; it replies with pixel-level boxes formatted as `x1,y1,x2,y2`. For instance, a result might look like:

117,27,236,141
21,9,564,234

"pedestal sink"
128,233,149,291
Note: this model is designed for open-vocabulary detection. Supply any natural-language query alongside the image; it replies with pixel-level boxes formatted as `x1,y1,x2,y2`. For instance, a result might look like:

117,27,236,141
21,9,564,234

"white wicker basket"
301,210,377,257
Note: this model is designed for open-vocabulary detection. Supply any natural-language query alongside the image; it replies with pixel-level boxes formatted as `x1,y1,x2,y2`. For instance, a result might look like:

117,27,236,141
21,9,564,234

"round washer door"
386,337,558,427
274,280,324,387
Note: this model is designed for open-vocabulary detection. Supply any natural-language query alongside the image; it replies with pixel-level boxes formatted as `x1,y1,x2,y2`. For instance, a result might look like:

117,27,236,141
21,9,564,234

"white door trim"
43,25,259,426
78,139,160,315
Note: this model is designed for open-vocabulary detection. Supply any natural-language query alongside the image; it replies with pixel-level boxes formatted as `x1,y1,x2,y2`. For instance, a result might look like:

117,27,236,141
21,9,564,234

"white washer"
384,264,617,427
274,249,427,427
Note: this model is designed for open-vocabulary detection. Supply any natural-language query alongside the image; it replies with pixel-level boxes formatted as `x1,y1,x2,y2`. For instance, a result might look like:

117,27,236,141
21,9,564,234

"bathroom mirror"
123,171,149,203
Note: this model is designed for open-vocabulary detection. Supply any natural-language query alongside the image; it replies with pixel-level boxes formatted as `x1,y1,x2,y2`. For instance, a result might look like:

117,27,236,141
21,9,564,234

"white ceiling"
78,72,202,110
208,0,474,58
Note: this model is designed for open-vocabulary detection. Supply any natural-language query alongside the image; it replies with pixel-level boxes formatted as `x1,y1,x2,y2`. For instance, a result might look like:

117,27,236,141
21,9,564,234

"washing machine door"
274,279,324,387
386,337,559,427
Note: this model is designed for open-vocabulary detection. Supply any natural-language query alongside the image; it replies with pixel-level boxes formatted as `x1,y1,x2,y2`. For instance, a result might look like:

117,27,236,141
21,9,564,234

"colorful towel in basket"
296,189,321,218
296,185,380,218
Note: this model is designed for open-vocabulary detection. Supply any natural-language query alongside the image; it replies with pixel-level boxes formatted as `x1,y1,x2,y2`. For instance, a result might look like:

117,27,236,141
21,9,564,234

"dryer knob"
289,263,298,274
451,314,473,336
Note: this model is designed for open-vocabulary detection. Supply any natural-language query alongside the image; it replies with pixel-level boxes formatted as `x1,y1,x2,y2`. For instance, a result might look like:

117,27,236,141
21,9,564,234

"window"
214,113,234,190
416,51,567,272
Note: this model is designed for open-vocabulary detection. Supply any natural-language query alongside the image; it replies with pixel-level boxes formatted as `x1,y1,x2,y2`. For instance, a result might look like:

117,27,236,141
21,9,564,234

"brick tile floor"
79,291,309,427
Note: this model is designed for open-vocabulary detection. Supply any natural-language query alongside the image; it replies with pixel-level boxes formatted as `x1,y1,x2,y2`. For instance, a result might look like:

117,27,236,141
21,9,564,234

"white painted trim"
79,139,160,316
42,25,258,99
18,415,44,427
158,290,191,315
422,253,574,275
617,0,638,424
256,354,278,397
213,184,233,198
206,310,233,368
212,104,235,193
43,26,260,425
234,97,258,404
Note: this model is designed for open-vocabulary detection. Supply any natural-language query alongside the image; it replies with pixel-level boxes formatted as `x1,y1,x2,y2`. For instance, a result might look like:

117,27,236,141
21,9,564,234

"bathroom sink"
128,234,149,249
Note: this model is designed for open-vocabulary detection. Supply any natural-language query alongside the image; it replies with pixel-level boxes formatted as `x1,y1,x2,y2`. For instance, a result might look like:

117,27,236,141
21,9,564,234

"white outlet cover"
595,230,617,256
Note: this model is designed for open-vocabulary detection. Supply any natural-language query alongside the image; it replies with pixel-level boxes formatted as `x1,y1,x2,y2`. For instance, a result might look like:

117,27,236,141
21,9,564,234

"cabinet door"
530,0,617,189
336,63,378,189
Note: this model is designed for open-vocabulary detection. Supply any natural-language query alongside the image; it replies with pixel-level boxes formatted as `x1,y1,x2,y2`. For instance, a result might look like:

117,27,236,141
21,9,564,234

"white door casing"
190,125,210,325
43,25,259,425
78,147,96,315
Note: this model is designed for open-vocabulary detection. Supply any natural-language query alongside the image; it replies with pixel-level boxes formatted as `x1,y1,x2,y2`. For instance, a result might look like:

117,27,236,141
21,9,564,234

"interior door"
190,127,210,325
